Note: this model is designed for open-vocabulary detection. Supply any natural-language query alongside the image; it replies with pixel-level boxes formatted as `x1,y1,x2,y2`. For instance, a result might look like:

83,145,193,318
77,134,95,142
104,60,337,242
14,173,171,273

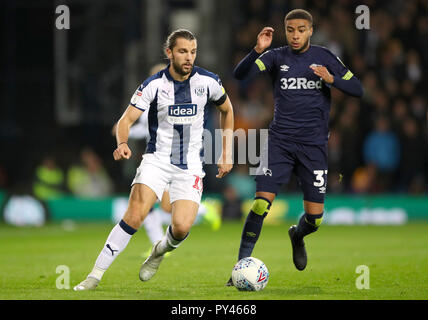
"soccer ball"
231,257,269,291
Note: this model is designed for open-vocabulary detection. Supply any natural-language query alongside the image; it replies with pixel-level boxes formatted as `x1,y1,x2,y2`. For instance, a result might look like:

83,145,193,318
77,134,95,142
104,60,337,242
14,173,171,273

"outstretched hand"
255,27,274,54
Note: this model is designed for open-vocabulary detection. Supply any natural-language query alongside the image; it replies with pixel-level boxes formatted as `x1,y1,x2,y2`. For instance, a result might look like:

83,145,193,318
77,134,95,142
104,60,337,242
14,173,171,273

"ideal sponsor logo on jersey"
280,77,322,90
167,104,197,124
168,104,197,116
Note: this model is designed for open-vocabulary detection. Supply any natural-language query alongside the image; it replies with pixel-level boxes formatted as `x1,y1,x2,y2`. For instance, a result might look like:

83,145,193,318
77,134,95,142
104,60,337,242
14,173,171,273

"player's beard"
289,37,310,53
171,56,193,76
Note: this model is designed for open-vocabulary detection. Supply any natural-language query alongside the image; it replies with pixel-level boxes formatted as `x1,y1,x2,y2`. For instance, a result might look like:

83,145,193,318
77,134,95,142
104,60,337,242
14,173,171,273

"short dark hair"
163,29,196,52
285,9,313,26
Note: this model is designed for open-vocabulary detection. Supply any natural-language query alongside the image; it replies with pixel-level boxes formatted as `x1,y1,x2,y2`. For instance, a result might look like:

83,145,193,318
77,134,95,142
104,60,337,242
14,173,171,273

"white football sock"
156,225,187,256
89,220,136,280
142,209,164,244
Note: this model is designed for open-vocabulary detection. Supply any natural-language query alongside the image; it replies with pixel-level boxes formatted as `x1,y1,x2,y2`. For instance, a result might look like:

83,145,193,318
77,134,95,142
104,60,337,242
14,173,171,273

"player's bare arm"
113,105,143,161
254,27,274,54
216,95,234,179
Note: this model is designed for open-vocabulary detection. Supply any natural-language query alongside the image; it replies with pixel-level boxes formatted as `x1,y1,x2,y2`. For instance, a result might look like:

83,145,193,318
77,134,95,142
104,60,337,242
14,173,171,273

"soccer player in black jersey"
227,9,363,284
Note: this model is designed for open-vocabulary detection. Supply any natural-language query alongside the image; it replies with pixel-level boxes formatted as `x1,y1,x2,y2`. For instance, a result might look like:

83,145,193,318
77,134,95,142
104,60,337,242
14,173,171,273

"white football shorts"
131,154,204,205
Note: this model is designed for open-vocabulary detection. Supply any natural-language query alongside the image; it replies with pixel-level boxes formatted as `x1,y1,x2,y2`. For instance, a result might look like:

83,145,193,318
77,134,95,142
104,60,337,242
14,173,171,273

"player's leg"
289,144,327,270
161,199,199,252
236,139,294,261
142,207,164,246
139,172,202,281
74,184,158,290
141,190,172,257
296,200,324,239
237,191,275,261
143,190,171,244
226,191,277,287
227,140,294,286
288,200,324,271
159,188,218,229
160,189,172,213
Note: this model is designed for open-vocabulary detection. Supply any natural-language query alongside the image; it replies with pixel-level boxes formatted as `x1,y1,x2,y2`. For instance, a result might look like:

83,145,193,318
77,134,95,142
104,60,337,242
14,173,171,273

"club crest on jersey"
194,85,205,97
167,104,197,124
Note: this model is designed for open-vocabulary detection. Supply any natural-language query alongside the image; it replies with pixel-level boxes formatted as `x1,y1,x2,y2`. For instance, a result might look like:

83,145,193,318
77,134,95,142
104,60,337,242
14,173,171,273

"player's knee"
304,211,324,229
171,222,191,239
250,197,272,217
125,201,151,226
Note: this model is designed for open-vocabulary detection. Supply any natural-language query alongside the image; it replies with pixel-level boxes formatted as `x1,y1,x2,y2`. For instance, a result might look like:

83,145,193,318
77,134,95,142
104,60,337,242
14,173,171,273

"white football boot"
73,276,100,291
139,240,164,281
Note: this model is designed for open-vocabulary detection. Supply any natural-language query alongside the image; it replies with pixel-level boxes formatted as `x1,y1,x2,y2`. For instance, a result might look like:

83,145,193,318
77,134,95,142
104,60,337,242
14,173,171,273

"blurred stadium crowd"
0,0,426,203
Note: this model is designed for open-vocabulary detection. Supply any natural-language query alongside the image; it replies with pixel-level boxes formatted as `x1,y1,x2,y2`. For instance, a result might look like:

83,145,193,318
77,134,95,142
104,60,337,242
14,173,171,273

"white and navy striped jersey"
129,65,226,174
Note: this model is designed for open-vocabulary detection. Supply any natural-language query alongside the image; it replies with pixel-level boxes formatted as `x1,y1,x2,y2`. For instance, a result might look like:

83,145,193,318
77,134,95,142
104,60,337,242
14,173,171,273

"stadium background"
0,0,427,224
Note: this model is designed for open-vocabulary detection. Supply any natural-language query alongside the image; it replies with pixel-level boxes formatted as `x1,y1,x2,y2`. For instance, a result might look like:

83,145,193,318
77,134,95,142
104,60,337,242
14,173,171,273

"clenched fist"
113,143,132,161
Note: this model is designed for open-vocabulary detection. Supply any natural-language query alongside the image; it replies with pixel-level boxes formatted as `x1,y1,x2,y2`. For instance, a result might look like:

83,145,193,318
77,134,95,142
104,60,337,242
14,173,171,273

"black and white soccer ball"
231,257,269,291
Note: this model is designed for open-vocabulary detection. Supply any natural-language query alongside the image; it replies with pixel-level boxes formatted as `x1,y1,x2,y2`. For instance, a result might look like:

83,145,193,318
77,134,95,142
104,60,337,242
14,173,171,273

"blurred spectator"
398,117,427,193
391,99,409,132
363,116,400,191
351,164,377,194
406,50,422,83
33,156,66,201
67,147,113,198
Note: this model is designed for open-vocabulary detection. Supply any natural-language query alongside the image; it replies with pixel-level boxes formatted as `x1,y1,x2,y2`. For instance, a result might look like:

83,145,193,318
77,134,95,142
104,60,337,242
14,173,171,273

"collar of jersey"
286,44,313,56
164,64,197,83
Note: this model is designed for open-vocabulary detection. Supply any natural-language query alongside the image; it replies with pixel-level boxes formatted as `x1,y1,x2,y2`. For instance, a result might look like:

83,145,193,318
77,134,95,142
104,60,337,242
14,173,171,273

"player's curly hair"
285,9,313,26
163,29,196,55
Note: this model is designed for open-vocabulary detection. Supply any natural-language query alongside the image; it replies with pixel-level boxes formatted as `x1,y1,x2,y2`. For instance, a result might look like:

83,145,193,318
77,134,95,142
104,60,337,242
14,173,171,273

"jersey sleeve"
208,76,227,106
129,81,154,111
254,49,276,74
324,49,353,80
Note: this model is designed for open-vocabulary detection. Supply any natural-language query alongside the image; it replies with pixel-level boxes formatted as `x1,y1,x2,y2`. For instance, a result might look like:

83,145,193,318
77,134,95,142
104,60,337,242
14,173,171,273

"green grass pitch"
0,221,427,300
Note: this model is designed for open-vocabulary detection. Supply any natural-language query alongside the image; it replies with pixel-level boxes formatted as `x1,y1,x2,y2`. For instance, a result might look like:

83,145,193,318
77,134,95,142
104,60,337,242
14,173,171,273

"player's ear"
165,47,172,60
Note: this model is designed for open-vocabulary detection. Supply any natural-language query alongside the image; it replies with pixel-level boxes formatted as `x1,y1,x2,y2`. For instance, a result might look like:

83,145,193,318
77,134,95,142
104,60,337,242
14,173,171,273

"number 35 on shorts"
313,170,328,193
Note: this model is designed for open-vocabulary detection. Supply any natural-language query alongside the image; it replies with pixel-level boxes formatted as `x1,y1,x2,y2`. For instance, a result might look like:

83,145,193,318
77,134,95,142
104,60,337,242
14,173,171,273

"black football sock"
294,212,324,240
238,210,267,260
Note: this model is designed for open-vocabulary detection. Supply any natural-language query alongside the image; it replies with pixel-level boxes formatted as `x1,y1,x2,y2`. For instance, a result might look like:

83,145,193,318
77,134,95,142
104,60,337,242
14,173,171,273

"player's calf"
238,197,272,260
139,225,188,281
289,211,324,271
295,211,324,239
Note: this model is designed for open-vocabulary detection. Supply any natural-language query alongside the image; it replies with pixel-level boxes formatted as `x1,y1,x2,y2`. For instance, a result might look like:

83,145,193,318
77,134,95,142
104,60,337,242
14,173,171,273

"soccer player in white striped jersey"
74,29,234,291
113,63,220,257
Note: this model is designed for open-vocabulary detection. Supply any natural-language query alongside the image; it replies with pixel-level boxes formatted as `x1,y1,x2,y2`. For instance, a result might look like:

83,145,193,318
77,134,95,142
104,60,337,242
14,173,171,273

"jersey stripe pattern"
130,65,225,174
